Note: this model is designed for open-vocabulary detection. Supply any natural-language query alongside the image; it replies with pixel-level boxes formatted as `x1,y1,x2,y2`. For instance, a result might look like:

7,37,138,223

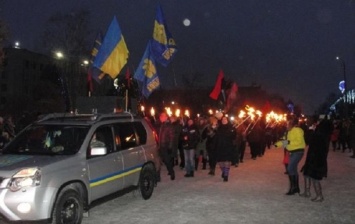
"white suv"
0,112,159,224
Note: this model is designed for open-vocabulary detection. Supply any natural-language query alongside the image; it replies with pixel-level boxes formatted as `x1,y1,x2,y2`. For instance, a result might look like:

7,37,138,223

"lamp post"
54,51,72,112
54,51,90,112
336,56,348,118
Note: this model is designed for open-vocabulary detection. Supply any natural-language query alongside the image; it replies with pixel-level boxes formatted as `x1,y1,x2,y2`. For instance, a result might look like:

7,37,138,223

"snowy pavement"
82,145,355,224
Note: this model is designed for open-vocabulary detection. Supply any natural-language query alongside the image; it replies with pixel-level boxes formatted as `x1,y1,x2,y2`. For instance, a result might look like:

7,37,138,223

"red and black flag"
209,69,226,101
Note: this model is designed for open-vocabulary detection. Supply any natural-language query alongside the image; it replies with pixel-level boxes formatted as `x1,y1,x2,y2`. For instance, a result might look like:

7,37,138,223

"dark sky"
1,0,355,114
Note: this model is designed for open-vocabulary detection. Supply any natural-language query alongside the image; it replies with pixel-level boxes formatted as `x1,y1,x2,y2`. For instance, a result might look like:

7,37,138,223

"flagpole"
125,89,129,112
172,62,177,87
131,62,145,115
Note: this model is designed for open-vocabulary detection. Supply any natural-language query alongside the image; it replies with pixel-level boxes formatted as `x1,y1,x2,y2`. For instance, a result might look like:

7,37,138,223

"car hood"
0,154,74,176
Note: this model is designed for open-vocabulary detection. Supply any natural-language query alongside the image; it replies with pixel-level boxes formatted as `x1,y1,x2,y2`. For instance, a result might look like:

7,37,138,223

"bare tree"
42,9,92,58
0,19,9,69
42,9,93,110
181,72,205,88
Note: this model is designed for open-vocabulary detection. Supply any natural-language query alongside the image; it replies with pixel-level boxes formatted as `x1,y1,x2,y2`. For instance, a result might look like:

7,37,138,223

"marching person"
215,115,236,182
196,117,208,170
182,118,200,177
235,121,247,163
247,121,263,160
204,116,218,175
157,112,176,181
169,115,182,167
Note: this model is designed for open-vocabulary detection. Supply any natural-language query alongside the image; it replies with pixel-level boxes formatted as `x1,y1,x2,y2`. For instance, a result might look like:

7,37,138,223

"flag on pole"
88,32,105,88
134,41,160,98
209,69,225,100
262,100,271,114
151,4,177,67
89,32,103,64
125,67,131,89
93,16,129,79
225,82,238,112
87,68,94,93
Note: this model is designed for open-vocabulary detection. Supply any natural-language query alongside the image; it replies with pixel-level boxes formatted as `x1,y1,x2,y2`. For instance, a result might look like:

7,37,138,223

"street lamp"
336,56,348,118
81,60,89,66
55,51,64,59
54,51,72,112
54,51,91,111
14,41,20,49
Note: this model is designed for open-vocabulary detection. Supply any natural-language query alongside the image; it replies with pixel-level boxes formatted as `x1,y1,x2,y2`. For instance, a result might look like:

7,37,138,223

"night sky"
1,0,355,114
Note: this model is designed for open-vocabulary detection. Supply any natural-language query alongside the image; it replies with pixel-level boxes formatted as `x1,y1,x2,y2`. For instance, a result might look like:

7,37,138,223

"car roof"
35,112,141,125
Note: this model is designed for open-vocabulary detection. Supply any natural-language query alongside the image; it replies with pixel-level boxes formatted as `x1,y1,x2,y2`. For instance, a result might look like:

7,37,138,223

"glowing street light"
14,41,20,49
336,56,348,118
81,60,89,66
336,56,346,94
56,51,64,59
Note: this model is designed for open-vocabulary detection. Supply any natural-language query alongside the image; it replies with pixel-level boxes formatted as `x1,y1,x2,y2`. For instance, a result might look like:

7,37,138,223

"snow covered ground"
82,145,355,224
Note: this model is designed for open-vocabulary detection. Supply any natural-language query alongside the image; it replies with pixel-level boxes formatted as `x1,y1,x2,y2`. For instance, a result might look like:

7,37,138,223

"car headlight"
8,168,41,192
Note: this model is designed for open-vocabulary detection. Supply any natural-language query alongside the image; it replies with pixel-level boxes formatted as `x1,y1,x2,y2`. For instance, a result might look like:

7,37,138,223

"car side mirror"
90,147,107,156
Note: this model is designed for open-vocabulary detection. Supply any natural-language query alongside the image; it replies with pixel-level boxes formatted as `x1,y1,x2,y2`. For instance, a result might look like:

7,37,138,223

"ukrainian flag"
93,16,129,79
134,41,160,98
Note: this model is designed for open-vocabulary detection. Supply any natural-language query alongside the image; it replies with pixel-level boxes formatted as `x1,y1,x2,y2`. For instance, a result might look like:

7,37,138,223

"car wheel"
51,187,83,224
138,165,155,200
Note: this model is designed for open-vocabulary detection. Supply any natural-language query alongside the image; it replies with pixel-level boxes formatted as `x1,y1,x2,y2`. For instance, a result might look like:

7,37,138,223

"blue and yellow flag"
89,32,103,65
88,32,105,86
151,4,177,67
93,16,129,79
134,41,160,98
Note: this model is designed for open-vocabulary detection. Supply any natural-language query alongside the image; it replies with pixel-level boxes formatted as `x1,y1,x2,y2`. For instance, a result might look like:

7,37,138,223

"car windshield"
3,124,89,155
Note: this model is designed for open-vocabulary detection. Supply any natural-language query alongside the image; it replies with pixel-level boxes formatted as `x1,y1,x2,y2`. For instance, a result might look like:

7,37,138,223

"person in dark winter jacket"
235,121,247,163
247,121,264,160
169,115,182,167
196,117,208,170
203,116,218,175
181,118,200,177
157,112,176,181
215,116,236,182
300,119,330,202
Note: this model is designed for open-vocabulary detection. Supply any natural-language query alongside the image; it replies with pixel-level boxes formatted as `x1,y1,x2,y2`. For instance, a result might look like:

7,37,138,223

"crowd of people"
153,110,355,203
153,111,288,183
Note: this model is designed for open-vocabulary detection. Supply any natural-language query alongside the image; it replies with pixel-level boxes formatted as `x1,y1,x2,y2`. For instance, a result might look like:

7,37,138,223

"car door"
114,122,144,188
87,125,124,200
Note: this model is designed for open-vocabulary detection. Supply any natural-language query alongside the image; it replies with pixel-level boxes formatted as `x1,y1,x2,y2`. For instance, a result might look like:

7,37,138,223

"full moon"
183,18,191,26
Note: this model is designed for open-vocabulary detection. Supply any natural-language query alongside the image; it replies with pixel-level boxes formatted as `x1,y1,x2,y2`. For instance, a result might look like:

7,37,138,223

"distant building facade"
0,47,113,116
0,47,54,112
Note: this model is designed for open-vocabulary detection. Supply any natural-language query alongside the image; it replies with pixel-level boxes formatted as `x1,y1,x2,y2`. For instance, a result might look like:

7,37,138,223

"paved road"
82,145,355,224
